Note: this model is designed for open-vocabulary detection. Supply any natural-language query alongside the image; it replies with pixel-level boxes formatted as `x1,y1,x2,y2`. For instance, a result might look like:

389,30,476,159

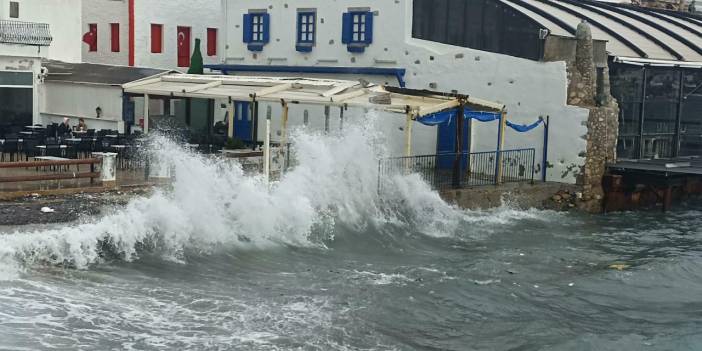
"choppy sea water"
0,122,701,350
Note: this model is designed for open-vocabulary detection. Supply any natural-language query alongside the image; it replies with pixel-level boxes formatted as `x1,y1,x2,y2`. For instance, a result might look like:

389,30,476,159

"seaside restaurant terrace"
1,73,505,190
122,73,504,156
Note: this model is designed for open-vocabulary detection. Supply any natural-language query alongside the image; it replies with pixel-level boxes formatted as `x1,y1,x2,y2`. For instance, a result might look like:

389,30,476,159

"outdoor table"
25,126,44,130
19,131,33,136
35,156,69,161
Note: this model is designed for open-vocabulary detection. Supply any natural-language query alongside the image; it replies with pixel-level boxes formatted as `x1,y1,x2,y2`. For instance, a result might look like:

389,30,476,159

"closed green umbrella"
188,38,204,74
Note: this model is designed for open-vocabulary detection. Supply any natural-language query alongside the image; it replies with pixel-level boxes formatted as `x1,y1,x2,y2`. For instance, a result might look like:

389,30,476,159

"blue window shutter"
296,13,302,43
262,13,270,44
364,12,373,44
243,14,252,43
341,12,352,44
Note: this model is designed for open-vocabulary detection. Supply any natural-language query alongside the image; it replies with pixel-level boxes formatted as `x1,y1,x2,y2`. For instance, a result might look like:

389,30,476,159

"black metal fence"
378,148,536,192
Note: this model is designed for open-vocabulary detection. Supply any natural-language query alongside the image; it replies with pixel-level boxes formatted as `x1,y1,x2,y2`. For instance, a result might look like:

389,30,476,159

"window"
342,10,373,53
351,13,366,43
9,1,19,18
296,11,316,52
110,23,120,52
243,12,270,51
151,24,163,53
207,28,217,56
87,24,98,52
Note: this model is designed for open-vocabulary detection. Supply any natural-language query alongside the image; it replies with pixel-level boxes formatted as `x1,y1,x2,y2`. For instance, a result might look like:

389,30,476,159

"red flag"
83,24,97,51
82,31,95,45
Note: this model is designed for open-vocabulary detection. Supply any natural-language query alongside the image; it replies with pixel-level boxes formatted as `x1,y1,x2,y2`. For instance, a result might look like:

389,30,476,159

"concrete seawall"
440,182,580,210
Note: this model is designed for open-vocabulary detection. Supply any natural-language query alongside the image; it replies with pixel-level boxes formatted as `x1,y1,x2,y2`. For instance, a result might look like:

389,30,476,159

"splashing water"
0,115,479,277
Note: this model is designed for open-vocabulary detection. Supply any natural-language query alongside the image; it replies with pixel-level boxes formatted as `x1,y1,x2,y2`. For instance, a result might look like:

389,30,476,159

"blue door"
436,114,470,169
234,101,252,142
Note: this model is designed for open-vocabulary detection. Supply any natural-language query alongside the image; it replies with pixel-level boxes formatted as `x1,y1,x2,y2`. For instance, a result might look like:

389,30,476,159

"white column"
404,112,413,157
264,117,271,185
227,99,235,138
143,94,150,133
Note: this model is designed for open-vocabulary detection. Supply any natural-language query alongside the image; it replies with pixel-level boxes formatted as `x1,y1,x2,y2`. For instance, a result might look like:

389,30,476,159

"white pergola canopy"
122,73,504,117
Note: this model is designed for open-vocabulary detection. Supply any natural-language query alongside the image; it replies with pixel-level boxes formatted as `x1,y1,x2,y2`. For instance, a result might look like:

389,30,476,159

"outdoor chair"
22,139,39,161
0,139,19,162
77,139,94,158
45,145,62,157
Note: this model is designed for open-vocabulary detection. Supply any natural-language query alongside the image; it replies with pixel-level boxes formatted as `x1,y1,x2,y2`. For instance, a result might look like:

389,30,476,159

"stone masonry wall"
566,22,620,213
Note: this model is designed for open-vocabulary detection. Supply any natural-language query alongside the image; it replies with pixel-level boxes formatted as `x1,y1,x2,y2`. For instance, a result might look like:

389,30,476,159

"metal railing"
0,20,52,46
378,148,536,192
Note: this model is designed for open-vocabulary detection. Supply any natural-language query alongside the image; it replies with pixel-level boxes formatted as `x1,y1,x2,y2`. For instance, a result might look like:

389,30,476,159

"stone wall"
564,22,620,213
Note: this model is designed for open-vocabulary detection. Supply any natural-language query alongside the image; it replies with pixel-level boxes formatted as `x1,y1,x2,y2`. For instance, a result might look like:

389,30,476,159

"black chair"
23,138,40,161
45,144,62,157
77,139,94,158
1,139,19,162
86,129,95,137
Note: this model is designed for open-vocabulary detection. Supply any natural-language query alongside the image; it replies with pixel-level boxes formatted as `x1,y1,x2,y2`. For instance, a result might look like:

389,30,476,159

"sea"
0,120,700,350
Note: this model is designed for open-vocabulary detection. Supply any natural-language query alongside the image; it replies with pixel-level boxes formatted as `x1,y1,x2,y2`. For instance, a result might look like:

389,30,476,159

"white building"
0,4,53,132
39,60,169,133
0,0,82,63
215,0,590,183
81,0,224,70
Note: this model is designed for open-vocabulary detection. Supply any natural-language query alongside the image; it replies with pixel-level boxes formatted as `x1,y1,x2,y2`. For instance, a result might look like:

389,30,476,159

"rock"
552,195,562,202
562,193,572,200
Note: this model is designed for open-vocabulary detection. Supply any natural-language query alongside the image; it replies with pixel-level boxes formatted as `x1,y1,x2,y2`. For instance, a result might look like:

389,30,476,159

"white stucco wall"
81,0,129,65
133,0,223,69
0,49,42,125
39,82,124,132
222,0,589,183
79,0,223,69
0,0,83,63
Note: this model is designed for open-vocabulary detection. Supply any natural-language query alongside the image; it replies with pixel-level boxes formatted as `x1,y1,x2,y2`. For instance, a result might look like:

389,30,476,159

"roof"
42,60,171,86
123,74,505,117
499,0,702,63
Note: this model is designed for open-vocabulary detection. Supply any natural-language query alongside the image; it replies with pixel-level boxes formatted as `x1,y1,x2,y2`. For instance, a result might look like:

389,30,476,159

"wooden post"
495,109,507,185
281,100,289,173
264,114,271,185
452,102,465,188
143,94,150,133
324,105,330,133
404,109,413,157
339,106,344,131
227,97,234,138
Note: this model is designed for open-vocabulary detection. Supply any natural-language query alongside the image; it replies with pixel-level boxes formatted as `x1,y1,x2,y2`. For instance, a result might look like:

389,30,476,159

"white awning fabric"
123,74,504,118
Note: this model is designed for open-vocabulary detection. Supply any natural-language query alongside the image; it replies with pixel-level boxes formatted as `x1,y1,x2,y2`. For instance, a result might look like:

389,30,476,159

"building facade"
81,0,224,70
216,0,591,185
0,1,55,130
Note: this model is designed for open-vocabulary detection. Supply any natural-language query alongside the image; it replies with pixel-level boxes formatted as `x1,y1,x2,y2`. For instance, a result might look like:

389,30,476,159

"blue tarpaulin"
415,110,456,126
506,117,544,133
417,108,543,133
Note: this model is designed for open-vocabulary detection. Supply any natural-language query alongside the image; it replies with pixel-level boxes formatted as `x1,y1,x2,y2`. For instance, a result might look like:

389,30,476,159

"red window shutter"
207,28,217,56
110,23,120,52
151,24,162,53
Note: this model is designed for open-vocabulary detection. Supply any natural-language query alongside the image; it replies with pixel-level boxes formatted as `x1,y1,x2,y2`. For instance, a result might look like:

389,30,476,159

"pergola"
122,73,504,157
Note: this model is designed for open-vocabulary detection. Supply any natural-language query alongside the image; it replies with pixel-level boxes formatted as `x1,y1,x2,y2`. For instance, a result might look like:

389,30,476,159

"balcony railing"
0,20,52,46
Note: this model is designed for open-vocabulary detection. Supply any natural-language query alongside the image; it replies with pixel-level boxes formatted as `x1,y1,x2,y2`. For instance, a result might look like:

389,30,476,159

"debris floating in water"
609,263,630,271
40,207,55,213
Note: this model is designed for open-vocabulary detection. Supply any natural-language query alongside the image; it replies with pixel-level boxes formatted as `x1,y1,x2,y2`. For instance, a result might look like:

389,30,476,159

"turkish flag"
83,25,97,50
177,26,190,67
